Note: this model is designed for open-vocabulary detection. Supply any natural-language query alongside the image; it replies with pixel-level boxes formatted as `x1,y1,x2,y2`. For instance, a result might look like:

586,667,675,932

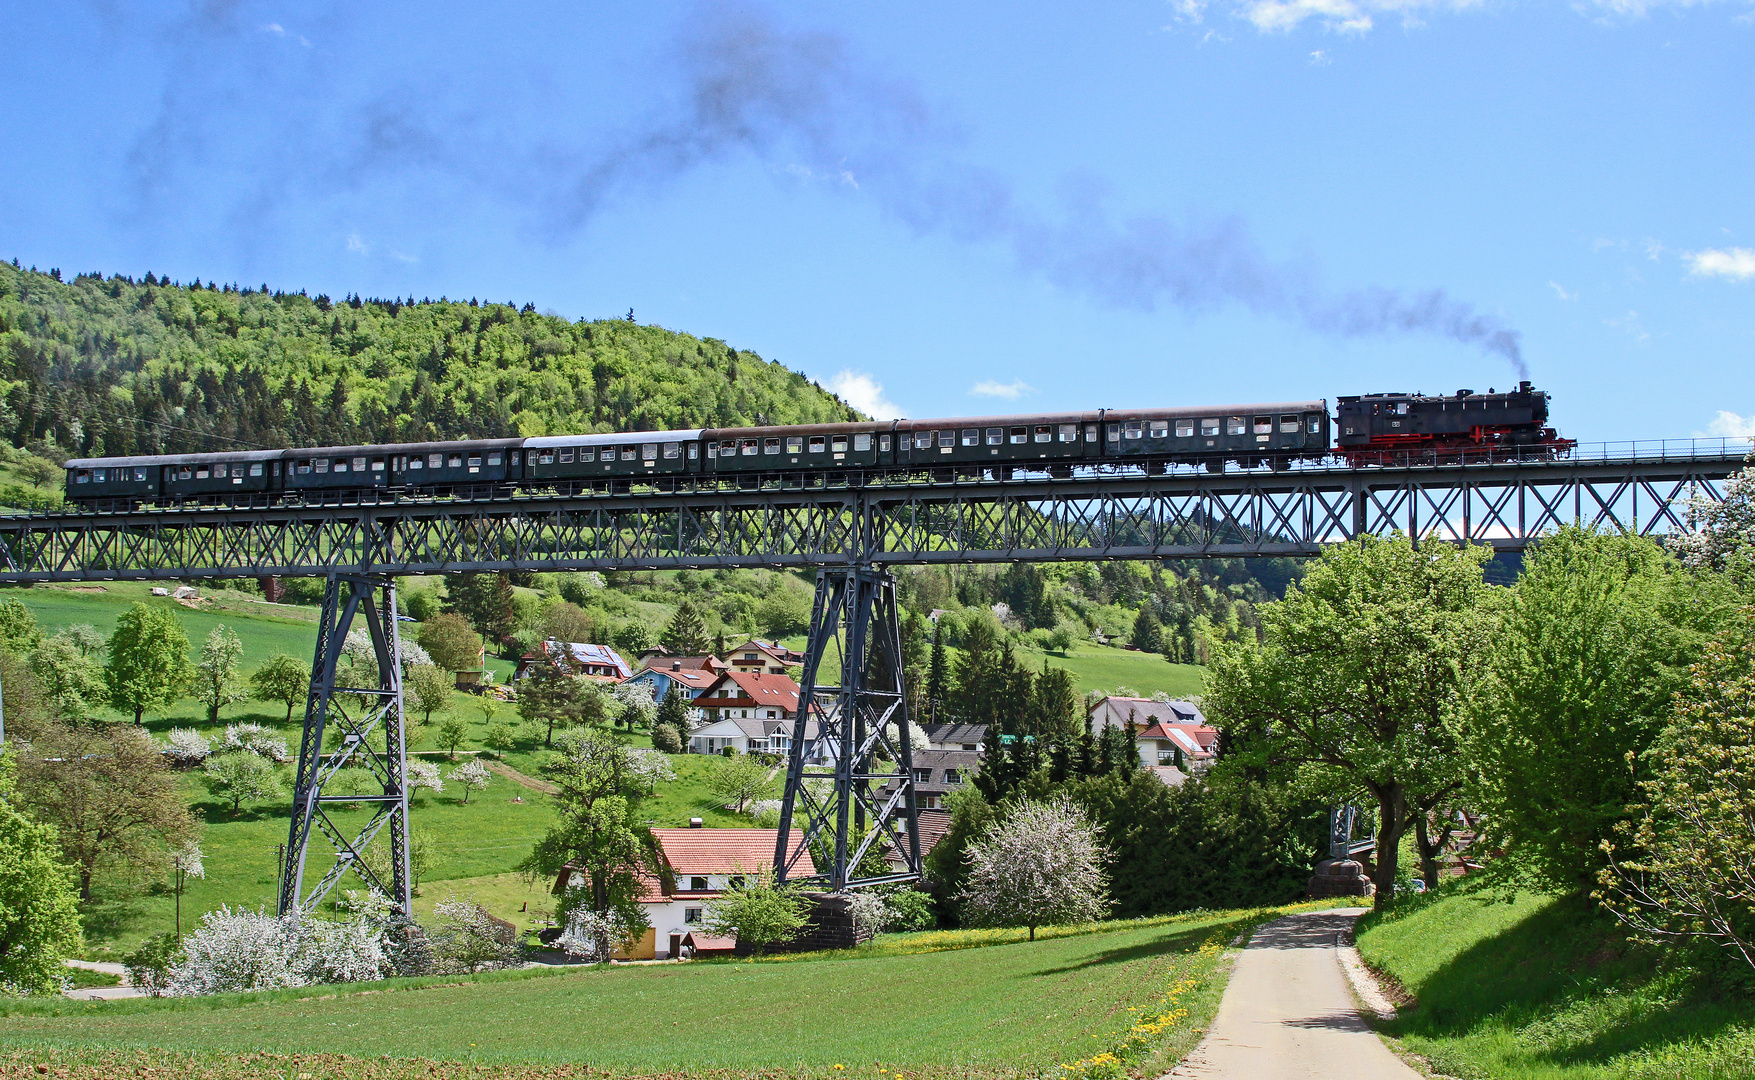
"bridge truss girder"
0,458,1739,579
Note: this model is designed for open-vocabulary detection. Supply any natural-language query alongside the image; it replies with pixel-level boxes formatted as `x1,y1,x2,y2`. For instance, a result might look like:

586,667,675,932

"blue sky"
1,1,1750,443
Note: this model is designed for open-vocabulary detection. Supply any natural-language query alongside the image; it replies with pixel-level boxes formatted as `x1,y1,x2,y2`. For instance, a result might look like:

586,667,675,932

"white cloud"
263,23,285,35
969,379,1036,400
1686,247,1755,281
825,370,901,419
1702,411,1755,439
1643,238,1666,261
1308,48,1332,64
1175,0,1746,35
1548,280,1576,301
346,233,369,254
390,250,418,264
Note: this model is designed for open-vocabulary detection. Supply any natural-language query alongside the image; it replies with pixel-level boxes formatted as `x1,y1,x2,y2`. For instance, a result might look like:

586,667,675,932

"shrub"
650,722,683,755
429,897,524,973
202,751,282,813
164,893,427,995
218,722,289,763
162,727,212,766
557,907,642,963
122,932,182,997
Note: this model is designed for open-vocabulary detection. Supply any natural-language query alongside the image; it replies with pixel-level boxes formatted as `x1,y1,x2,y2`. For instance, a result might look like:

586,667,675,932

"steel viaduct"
0,439,1744,925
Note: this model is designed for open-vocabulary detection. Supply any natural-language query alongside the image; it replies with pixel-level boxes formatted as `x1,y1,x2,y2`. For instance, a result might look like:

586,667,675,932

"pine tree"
655,684,691,737
1132,606,1163,653
660,599,711,656
443,573,518,652
926,621,947,717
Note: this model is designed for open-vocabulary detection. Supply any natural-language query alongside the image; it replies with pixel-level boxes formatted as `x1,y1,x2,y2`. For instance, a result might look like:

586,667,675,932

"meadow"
1356,884,1755,1080
0,908,1271,1078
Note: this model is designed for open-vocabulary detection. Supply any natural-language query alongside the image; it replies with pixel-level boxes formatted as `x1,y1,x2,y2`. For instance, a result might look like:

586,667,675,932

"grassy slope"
1356,886,1755,1080
2,910,1260,1076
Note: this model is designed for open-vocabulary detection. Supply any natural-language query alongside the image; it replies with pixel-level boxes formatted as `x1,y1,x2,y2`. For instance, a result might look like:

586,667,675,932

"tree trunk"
79,864,94,902
134,705,143,725
1372,785,1407,912
1413,811,1451,891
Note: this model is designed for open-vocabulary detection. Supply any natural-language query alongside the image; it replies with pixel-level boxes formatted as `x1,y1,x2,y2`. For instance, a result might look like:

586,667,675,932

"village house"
621,656,724,704
877,747,978,810
724,639,803,675
920,722,986,752
512,640,632,684
1087,696,1216,775
553,824,815,960
1136,721,1218,774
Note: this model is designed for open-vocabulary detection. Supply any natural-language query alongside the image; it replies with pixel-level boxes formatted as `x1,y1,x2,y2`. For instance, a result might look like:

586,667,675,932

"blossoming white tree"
448,759,491,804
958,798,1109,940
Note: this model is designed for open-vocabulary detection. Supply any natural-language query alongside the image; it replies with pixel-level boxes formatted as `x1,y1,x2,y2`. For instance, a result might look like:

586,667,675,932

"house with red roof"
554,823,815,960
725,638,804,674
513,639,632,684
622,656,724,705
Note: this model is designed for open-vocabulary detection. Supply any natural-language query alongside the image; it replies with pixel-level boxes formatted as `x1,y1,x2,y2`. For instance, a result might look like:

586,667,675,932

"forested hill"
0,261,862,458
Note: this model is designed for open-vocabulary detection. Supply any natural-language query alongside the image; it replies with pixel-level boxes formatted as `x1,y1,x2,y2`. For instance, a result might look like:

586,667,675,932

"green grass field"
2,909,1264,1078
1357,884,1755,1080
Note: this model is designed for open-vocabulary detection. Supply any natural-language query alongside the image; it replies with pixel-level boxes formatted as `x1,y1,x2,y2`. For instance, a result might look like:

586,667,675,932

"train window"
579,448,595,462
195,467,210,478
804,436,822,453
1307,415,1321,434
623,446,639,461
467,456,482,471
913,431,931,450
1253,417,1271,435
1107,424,1119,441
447,455,462,468
1124,421,1142,440
406,455,424,469
721,442,738,458
687,444,698,459
787,436,804,453
135,468,148,481
335,460,350,473
879,434,891,451
315,460,330,473
1086,425,1099,441
96,468,109,482
1175,420,1194,437
1227,417,1246,436
1010,426,1027,445
1034,426,1052,443
986,427,1003,445
178,466,194,479
1059,424,1079,443
962,429,979,446
1200,418,1219,437
740,440,758,457
938,430,954,449
1279,415,1299,433
250,463,264,476
1150,421,1169,438
832,435,849,453
1396,402,1410,415
559,449,574,464
296,460,312,475
75,469,90,483
643,444,658,461
854,433,871,451
664,443,681,459
372,458,386,471
488,452,502,466
510,452,519,464
214,464,227,478
765,438,781,455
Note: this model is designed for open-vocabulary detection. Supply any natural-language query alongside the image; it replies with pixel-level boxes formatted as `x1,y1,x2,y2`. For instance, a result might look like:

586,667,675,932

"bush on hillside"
163,893,428,996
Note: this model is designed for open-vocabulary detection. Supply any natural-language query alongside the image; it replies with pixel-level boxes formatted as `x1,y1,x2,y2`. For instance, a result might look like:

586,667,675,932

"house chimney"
672,661,681,670
689,817,703,828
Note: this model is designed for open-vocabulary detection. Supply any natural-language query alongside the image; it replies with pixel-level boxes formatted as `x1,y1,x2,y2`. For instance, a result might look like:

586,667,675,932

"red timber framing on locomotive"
5,390,1748,924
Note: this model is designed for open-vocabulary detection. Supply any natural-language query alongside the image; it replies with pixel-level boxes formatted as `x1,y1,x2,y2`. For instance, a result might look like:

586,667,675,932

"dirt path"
485,760,557,795
1166,909,1417,1080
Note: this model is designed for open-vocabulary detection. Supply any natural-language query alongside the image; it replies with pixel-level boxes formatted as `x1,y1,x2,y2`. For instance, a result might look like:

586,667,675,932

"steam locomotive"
61,382,1569,509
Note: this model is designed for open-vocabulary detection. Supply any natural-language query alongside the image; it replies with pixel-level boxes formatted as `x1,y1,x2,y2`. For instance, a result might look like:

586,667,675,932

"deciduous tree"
442,573,517,652
448,759,491,803
203,751,282,814
104,602,191,725
704,752,776,815
958,798,1108,940
416,613,484,673
0,749,83,996
192,624,247,726
1204,533,1491,910
405,663,454,726
17,721,195,899
249,654,309,721
436,714,470,760
29,632,106,719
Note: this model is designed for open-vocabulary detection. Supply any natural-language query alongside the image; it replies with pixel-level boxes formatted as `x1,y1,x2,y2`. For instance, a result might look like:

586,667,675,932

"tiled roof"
922,722,987,747
1146,765,1190,787
716,670,802,712
630,665,718,690
652,827,816,877
1092,696,1206,726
